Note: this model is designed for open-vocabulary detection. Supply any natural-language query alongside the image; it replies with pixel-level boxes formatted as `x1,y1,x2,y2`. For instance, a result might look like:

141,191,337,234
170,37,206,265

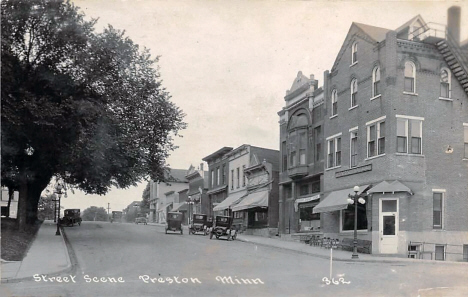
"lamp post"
55,183,63,236
187,196,194,225
347,185,366,259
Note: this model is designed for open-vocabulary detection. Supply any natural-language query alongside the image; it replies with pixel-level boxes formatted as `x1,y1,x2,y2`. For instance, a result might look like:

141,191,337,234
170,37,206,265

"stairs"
436,37,468,96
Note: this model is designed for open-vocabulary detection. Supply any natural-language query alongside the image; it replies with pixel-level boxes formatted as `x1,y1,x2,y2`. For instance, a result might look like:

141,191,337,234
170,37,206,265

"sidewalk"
236,234,468,265
1,220,71,283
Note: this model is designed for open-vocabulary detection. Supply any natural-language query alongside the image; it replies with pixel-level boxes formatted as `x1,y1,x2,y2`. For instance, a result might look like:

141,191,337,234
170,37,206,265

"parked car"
135,216,148,225
189,214,208,235
166,212,183,234
210,215,236,240
61,209,82,227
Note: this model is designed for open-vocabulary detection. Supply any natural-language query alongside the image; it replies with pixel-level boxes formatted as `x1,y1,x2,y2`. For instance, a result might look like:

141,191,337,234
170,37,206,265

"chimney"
447,6,461,44
200,163,204,172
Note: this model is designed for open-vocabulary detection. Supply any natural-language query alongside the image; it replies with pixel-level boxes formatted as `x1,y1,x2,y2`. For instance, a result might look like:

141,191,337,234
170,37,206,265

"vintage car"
135,216,148,225
61,209,82,227
189,214,208,235
165,212,183,234
209,215,236,240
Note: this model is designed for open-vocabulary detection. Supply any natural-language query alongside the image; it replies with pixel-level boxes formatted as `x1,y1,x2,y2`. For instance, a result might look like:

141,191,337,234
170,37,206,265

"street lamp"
55,183,63,236
347,185,366,259
187,196,194,225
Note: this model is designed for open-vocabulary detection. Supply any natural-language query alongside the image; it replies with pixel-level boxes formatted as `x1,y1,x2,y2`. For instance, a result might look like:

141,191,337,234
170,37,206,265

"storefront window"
341,198,368,231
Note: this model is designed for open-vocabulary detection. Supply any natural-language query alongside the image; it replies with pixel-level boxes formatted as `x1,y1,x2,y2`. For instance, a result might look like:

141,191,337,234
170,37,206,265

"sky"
59,0,468,213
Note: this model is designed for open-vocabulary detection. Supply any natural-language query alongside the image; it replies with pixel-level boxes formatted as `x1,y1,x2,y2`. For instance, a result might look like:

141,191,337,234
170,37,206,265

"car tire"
181,229,183,235
210,232,213,239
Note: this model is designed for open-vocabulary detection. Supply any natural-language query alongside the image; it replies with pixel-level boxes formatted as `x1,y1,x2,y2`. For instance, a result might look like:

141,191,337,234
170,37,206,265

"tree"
1,0,186,230
140,182,151,214
82,206,108,222
37,193,58,220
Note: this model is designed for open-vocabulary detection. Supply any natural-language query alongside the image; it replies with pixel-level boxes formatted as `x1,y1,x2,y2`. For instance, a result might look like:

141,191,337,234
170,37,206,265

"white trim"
349,126,359,132
349,61,358,67
370,94,382,101
395,153,425,158
325,165,342,171
403,91,418,96
432,189,446,193
329,114,338,119
438,97,453,101
396,114,425,121
365,154,386,161
366,115,386,126
348,105,359,111
326,132,342,141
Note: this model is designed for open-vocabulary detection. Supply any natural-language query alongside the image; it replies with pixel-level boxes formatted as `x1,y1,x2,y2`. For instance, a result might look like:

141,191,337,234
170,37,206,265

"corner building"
313,7,468,260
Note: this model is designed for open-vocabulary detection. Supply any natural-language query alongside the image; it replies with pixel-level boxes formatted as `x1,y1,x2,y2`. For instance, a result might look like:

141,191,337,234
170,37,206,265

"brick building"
310,6,468,260
184,164,209,223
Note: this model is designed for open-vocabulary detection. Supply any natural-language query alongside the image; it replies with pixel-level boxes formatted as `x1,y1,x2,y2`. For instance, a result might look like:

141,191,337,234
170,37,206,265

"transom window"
367,118,385,158
372,66,381,97
350,130,358,167
397,116,423,154
351,79,358,107
351,42,358,64
331,89,338,116
440,68,451,98
327,135,341,168
404,61,416,93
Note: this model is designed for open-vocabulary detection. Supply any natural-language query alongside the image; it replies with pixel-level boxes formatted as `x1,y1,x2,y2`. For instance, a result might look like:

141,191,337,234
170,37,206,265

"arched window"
372,66,381,97
331,89,338,116
440,68,451,98
288,114,309,167
404,61,416,93
351,79,358,107
351,42,358,64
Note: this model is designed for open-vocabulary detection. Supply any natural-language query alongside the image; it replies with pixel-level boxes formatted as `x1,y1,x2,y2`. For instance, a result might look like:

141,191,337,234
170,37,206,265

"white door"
379,198,399,254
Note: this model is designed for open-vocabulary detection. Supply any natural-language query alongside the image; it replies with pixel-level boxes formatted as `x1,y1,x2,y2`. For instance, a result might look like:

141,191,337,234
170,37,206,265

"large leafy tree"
1,0,186,230
81,206,108,222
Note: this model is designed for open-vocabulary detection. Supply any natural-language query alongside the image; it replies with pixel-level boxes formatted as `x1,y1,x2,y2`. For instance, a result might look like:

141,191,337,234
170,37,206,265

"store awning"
231,189,269,212
213,190,247,211
172,202,188,212
367,180,413,195
294,194,321,212
313,185,369,214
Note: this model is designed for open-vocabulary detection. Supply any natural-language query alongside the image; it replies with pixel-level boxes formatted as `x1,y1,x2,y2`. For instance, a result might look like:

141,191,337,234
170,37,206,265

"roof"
354,22,391,42
202,147,233,162
250,146,280,172
164,168,188,183
367,180,413,195
394,15,425,34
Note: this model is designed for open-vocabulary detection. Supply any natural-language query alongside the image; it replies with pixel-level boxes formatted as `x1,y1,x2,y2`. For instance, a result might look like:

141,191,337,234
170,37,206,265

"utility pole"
107,203,110,221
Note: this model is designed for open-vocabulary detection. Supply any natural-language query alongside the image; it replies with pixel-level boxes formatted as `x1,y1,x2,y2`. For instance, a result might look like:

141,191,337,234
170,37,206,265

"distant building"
1,188,19,218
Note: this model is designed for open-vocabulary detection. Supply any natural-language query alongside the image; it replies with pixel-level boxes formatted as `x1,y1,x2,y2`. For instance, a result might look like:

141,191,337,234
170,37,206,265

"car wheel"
216,235,220,239
181,229,183,235
210,232,213,239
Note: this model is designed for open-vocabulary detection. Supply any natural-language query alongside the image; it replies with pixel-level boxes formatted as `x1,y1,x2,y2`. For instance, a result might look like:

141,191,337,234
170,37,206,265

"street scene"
2,0,468,296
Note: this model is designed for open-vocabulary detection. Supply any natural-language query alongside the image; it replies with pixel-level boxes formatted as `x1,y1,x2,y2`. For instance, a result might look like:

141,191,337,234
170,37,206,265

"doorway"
379,198,399,254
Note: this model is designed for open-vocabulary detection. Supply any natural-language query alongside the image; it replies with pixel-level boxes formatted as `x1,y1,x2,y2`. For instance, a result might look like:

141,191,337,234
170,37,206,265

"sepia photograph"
1,0,468,296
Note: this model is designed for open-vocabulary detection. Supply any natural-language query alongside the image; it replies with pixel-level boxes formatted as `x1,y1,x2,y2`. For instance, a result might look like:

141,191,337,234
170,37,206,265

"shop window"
341,197,368,231
433,192,443,229
367,117,385,158
372,66,381,98
435,245,445,261
255,212,267,222
350,79,358,108
234,211,243,219
396,116,423,154
404,61,416,93
300,207,320,221
440,68,451,99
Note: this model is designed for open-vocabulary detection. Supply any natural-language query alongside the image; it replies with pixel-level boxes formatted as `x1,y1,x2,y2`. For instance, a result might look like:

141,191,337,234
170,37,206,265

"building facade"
277,72,325,236
311,7,468,260
184,164,209,223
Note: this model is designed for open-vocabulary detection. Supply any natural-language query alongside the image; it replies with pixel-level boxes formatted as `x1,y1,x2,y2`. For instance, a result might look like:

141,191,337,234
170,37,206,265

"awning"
172,202,188,212
294,194,321,212
213,190,247,211
231,189,269,212
313,185,369,214
367,180,413,195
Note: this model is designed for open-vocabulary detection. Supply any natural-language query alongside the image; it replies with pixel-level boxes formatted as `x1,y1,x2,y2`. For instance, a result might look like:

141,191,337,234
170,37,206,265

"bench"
341,238,372,254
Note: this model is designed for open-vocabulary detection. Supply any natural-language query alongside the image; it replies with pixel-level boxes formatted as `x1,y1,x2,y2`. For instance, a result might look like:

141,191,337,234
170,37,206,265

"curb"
236,237,468,266
1,225,74,284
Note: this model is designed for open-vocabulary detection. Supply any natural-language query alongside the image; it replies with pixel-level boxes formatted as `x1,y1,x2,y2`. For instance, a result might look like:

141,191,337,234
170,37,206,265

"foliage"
81,206,108,221
37,193,58,220
1,0,186,226
141,182,150,210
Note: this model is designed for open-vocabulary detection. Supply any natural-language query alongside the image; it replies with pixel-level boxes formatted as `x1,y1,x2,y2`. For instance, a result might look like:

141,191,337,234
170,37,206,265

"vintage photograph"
1,0,468,296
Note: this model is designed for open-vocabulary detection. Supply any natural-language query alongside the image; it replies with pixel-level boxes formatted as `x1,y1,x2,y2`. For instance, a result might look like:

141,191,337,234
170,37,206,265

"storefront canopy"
294,194,321,212
231,189,269,212
313,185,369,214
213,190,247,211
367,180,413,195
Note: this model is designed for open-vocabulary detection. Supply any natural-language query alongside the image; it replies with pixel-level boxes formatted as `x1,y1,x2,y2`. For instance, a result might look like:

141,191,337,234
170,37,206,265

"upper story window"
282,141,287,172
350,129,358,167
404,61,416,93
211,170,214,187
463,124,468,159
222,164,226,184
242,165,246,187
351,42,358,64
216,167,220,186
350,79,358,108
231,169,234,190
367,117,386,158
288,113,309,168
236,167,240,188
396,115,423,155
331,89,338,117
372,66,381,98
327,134,342,169
440,68,451,99
433,191,444,229
314,126,322,162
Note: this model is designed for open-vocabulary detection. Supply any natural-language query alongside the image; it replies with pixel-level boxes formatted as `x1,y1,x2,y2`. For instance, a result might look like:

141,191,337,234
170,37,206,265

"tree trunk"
6,188,14,218
17,175,52,230
17,182,29,232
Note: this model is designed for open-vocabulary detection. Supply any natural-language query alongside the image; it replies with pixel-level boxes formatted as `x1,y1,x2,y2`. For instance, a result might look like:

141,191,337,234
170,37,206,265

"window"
350,79,358,107
435,245,445,261
351,42,358,64
464,124,468,159
231,169,234,190
282,141,287,171
433,192,443,229
372,66,381,97
288,131,297,167
315,126,322,161
242,165,246,187
331,89,338,116
463,245,468,262
367,118,385,158
236,167,240,188
299,184,309,196
327,135,341,168
350,130,358,167
440,68,451,98
404,61,416,93
222,164,226,184
396,116,423,154
342,197,368,231
211,170,214,187
216,167,220,186
287,114,309,168
298,130,307,165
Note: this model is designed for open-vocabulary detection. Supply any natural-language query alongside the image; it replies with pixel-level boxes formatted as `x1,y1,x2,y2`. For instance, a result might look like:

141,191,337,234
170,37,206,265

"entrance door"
379,198,399,254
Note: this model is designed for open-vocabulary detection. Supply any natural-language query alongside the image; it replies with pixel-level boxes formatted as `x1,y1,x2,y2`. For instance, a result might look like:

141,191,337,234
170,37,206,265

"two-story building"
312,6,468,260
183,164,209,223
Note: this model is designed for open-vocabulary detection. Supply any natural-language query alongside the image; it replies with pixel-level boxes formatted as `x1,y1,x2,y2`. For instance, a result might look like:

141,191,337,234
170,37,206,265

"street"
3,221,468,297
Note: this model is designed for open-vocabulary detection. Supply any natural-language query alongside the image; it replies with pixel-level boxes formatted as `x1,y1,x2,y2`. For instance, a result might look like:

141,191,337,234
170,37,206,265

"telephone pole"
107,203,110,221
